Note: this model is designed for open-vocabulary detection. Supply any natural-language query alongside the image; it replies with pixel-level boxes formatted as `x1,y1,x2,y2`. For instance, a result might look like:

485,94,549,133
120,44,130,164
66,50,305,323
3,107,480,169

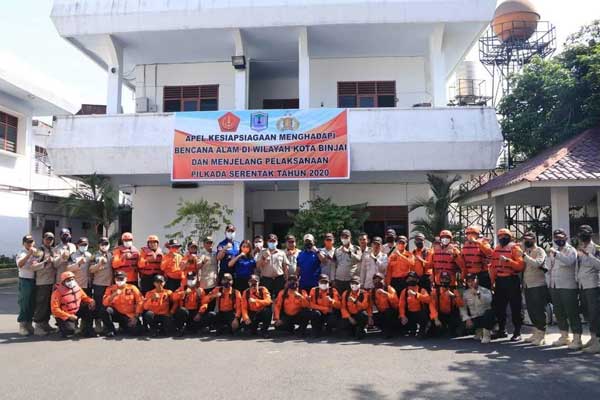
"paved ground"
0,283,598,400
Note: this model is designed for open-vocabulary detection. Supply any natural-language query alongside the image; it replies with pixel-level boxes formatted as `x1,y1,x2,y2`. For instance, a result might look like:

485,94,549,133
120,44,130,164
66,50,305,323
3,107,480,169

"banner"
171,109,349,181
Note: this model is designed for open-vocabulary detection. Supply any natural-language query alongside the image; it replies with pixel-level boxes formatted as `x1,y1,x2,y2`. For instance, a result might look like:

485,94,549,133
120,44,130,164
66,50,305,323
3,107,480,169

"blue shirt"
234,254,256,280
217,238,240,276
297,250,322,290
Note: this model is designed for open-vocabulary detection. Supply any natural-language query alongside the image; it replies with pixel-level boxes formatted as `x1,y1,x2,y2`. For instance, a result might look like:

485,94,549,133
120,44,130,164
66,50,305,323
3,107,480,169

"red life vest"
139,247,163,275
431,245,459,284
56,283,83,314
114,246,140,281
462,241,486,274
492,243,517,277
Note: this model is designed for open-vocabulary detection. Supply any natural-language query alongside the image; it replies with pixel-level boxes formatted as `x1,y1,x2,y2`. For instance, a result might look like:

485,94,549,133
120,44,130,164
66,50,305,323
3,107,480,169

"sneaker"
510,334,522,342
583,336,595,349
474,329,483,340
492,330,507,340
481,329,491,344
105,331,115,338
41,322,58,333
94,319,103,334
552,333,570,347
18,322,30,336
33,323,49,336
568,335,583,350
531,331,546,346
583,338,600,354
25,322,34,335
525,328,538,343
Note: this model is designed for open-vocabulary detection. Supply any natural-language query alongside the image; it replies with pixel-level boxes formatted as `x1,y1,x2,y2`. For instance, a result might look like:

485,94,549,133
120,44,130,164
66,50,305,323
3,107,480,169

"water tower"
479,0,556,106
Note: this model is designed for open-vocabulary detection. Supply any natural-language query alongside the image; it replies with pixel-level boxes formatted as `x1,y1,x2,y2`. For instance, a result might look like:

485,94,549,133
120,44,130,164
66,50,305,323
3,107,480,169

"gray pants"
550,288,582,334
33,284,53,324
580,287,600,335
524,285,550,331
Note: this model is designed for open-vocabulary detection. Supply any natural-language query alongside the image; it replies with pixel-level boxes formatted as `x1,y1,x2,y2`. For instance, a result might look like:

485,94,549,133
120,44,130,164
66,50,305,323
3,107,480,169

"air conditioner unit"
136,97,149,113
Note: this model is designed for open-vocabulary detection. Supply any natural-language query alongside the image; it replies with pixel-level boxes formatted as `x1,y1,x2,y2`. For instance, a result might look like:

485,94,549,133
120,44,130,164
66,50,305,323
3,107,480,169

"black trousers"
173,308,214,332
165,278,181,292
372,308,398,337
261,276,285,300
310,310,340,335
101,307,142,335
434,308,463,337
493,275,522,334
390,277,408,298
404,309,430,337
276,310,311,334
33,284,53,324
476,271,492,290
466,309,496,331
91,285,108,320
243,307,273,334
139,274,158,295
419,275,432,293
56,303,93,337
142,311,174,334
203,287,216,312
210,310,238,334
342,310,369,337
234,278,250,293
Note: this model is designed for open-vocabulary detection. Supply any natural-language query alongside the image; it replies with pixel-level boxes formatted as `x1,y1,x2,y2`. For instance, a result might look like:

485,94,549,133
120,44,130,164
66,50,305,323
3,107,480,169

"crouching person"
398,271,432,339
142,275,174,337
341,276,370,340
431,271,465,337
207,273,243,335
51,271,96,338
309,274,341,337
101,271,144,337
274,274,311,336
241,275,273,338
460,273,495,343
172,272,213,336
368,272,398,339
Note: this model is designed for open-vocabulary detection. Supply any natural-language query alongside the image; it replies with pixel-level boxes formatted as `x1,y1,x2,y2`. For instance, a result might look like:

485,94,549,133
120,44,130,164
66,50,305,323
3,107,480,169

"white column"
428,24,447,107
233,29,247,110
105,35,123,115
551,187,570,238
299,181,311,209
298,27,310,109
493,196,506,234
232,182,246,239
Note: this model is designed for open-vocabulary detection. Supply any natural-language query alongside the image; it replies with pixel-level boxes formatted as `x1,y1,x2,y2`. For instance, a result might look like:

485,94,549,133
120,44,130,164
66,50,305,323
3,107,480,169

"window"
35,146,51,175
163,85,219,112
337,81,396,108
0,111,18,153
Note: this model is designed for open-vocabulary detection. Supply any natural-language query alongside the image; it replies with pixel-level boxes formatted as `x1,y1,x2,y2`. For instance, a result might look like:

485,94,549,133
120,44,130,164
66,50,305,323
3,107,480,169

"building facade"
48,0,503,242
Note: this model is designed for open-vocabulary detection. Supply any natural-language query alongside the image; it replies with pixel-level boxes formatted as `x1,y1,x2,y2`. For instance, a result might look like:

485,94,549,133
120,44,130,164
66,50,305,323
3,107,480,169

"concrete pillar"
428,24,447,107
551,187,570,238
233,29,247,110
299,181,311,210
105,35,123,115
232,182,246,239
493,196,506,234
298,27,310,110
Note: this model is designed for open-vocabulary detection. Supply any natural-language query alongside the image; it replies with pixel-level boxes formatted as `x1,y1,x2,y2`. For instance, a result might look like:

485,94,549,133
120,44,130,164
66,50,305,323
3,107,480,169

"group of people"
15,223,600,354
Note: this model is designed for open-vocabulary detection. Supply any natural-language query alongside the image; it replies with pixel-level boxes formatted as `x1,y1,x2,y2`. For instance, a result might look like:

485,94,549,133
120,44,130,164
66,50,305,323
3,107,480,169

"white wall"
0,191,30,257
249,78,299,110
135,62,235,112
310,57,428,108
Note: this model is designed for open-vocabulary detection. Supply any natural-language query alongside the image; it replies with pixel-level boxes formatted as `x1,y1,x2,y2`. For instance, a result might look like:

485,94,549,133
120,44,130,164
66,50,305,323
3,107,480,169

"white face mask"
123,241,133,248
267,242,277,250
254,241,263,249
341,238,350,246
64,280,77,289
441,238,451,246
225,232,235,240
116,280,126,287
319,283,329,290
350,284,360,291
187,279,197,287
99,244,109,252
78,245,88,253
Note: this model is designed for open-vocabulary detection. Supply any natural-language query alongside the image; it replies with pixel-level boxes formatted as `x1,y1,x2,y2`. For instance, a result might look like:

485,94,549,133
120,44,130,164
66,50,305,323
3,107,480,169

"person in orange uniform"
461,226,494,289
431,271,465,337
490,228,525,341
112,232,140,287
206,273,242,335
309,274,341,337
368,272,398,338
341,276,370,339
241,274,273,337
51,271,96,338
398,271,433,339
412,232,433,293
160,239,184,292
171,271,213,336
101,271,144,337
138,235,163,295
142,275,173,336
181,241,202,285
430,230,464,288
385,235,416,296
274,274,311,336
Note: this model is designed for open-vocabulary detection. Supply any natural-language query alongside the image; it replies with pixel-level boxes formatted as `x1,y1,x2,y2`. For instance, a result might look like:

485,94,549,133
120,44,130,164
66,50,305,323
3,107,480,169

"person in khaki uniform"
198,236,219,309
53,228,77,284
521,232,549,346
32,232,58,336
256,235,289,299
89,236,113,334
318,232,337,280
333,230,362,294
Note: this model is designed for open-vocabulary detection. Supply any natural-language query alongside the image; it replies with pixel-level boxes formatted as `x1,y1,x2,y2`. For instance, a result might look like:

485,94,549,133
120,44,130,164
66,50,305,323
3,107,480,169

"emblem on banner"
218,112,241,132
250,112,268,132
276,114,300,131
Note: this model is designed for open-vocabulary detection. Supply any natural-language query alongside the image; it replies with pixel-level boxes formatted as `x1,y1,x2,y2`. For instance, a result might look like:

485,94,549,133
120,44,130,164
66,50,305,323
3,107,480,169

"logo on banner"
218,112,241,132
276,114,300,132
250,112,268,132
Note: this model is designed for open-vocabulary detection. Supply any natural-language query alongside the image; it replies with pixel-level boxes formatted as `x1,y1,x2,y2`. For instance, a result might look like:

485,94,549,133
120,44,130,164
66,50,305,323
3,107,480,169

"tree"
498,20,600,162
59,174,126,242
409,174,462,238
288,197,369,244
165,199,232,245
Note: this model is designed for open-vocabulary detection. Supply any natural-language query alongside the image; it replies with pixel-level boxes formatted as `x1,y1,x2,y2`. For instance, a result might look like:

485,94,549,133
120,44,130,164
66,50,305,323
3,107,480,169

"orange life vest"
113,246,140,282
139,247,163,276
492,243,518,277
56,283,83,314
431,245,459,284
462,241,486,274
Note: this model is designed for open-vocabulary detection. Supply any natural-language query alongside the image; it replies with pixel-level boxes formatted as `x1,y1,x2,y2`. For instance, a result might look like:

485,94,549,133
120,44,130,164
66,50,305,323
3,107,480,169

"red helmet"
60,271,75,282
465,226,480,235
121,232,133,241
439,230,453,239
146,235,159,243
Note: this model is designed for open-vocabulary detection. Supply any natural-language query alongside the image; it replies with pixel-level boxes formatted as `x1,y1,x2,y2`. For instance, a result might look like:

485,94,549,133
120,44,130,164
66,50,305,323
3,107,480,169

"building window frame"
337,81,396,108
163,85,219,112
0,110,19,154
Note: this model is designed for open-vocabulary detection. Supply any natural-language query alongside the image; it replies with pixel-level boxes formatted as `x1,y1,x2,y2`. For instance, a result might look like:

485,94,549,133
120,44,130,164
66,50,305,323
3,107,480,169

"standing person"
334,230,362,294
430,230,464,289
340,276,370,339
53,228,76,283
198,236,218,310
461,226,494,289
368,272,398,339
142,275,174,336
112,232,140,287
241,274,273,338
309,274,341,337
360,237,388,289
412,232,433,293
206,273,243,335
216,224,240,280
51,271,96,338
546,229,582,349
358,233,370,254
32,232,58,336
89,237,113,334
66,237,92,294
252,235,264,258
273,274,311,336
228,240,256,292
171,272,213,336
431,271,464,337
521,231,549,346
181,241,202,285
398,271,433,339
576,225,600,353
382,229,397,256
318,233,337,280
101,271,144,337
160,239,184,292
460,273,495,344
138,235,163,295
16,235,43,335
256,234,289,299
284,235,300,276
386,235,417,295
297,234,322,292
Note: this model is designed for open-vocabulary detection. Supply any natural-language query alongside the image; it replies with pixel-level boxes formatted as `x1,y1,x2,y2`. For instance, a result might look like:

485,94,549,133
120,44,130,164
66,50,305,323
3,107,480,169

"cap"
396,235,408,244
350,276,361,284
99,236,109,245
553,229,567,239
43,232,55,239
324,232,334,240
121,232,133,241
303,234,314,242
22,235,34,243
341,229,351,237
318,274,330,282
60,228,71,236
154,275,166,283
203,236,214,243
465,273,478,281
413,232,425,240
166,239,182,248
114,271,127,280
522,231,536,240
248,274,260,282
439,230,453,239
285,234,296,241
578,225,593,235
60,271,75,282
372,236,383,244
222,273,233,281
147,235,159,243
267,233,278,241
186,271,197,279
287,274,298,281
187,240,199,248
77,237,89,245
373,272,385,280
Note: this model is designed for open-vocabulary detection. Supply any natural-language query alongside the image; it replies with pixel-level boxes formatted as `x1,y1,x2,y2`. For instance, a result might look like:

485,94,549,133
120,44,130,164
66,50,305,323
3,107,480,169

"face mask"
374,281,384,289
554,240,566,247
498,237,511,247
123,241,133,248
318,283,329,290
524,241,534,248
350,284,360,292
407,280,418,286
288,282,298,289
61,235,70,244
78,245,88,253
304,242,313,250
415,241,424,249
267,242,277,250
441,238,451,246
223,281,231,288
254,241,263,249
341,238,350,246
64,280,76,289
187,279,197,287
225,232,235,240
116,280,126,287
99,244,109,252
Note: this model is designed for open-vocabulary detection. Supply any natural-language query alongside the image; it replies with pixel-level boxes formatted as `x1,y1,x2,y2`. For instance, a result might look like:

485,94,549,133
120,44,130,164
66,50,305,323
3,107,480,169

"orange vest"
173,286,205,311
462,241,486,274
370,286,397,312
144,289,172,315
56,284,83,314
431,245,460,284
139,247,163,276
113,246,140,282
492,243,518,277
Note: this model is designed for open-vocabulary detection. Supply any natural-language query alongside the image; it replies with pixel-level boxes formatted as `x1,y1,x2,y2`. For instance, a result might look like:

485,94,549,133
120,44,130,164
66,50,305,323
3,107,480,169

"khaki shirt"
67,250,92,288
334,245,362,282
576,241,600,289
285,248,300,275
90,251,113,287
257,249,289,278
360,250,388,289
198,248,218,289
319,247,336,280
53,243,77,283
546,244,578,289
522,246,547,289
35,245,58,285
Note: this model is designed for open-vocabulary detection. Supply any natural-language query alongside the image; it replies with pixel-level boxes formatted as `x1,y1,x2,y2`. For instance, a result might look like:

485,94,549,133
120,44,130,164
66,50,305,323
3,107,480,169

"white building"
0,53,80,256
47,0,503,242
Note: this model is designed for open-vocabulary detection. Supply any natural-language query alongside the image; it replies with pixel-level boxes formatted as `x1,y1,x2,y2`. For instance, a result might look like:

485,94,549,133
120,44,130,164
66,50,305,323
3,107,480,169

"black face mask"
407,280,418,286
386,237,395,244
524,241,534,248
415,241,424,249
579,234,592,242
374,281,384,289
554,240,566,248
498,237,511,247
288,282,298,289
304,242,313,249
222,282,231,288
61,236,70,244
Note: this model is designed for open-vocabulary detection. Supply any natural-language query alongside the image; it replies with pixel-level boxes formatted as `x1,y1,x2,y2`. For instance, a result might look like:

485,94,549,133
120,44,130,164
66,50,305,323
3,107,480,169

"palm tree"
409,174,463,238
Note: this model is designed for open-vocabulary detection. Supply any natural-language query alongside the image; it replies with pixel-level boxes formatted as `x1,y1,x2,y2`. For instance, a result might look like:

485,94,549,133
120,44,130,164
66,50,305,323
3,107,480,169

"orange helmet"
497,228,512,237
60,271,75,282
146,235,159,243
439,230,453,239
465,226,480,235
121,232,133,241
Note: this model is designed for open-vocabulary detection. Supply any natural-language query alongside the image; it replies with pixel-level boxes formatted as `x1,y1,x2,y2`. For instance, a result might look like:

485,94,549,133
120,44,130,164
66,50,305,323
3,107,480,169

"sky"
1,0,599,115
